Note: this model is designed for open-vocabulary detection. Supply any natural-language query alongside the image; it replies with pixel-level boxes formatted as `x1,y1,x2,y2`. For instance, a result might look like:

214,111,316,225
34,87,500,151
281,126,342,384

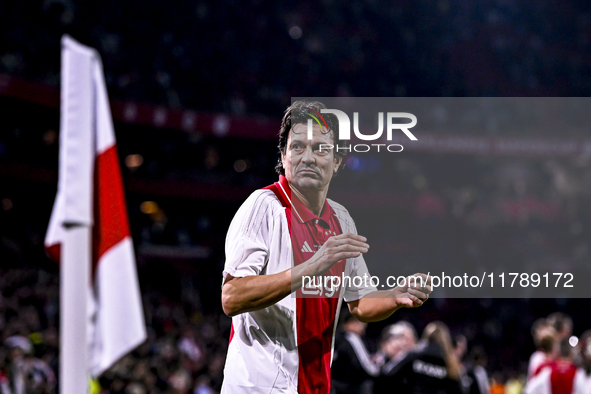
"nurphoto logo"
303,108,418,153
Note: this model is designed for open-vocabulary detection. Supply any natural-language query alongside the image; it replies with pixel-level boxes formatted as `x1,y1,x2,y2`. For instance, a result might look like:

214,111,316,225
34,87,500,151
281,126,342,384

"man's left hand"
391,273,432,308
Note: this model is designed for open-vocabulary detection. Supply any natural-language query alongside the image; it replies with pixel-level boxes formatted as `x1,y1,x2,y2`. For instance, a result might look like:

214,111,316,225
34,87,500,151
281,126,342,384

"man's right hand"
308,232,369,276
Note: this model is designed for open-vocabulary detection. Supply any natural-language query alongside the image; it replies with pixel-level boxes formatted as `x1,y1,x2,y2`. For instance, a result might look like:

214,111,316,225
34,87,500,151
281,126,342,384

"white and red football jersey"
528,350,549,380
524,360,591,394
221,175,376,393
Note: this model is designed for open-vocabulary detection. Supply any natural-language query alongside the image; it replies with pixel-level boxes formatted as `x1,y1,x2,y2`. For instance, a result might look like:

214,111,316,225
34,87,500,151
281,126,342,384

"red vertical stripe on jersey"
264,175,344,393
550,361,577,394
294,223,344,394
229,324,235,344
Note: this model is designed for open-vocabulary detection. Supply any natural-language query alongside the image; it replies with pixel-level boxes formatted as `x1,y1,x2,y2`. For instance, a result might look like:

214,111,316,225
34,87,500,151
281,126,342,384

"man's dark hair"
539,333,555,354
275,100,348,175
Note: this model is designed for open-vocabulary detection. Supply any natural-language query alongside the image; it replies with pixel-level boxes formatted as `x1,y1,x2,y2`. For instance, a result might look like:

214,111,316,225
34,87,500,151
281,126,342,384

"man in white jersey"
220,100,431,393
525,339,591,394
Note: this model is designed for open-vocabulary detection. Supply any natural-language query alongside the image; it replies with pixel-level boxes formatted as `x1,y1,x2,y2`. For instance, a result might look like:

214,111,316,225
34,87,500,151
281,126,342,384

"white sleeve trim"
328,199,378,301
345,332,380,376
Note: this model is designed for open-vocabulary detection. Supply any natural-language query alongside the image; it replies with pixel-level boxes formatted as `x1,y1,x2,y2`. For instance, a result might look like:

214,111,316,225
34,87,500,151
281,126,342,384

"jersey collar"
280,175,333,227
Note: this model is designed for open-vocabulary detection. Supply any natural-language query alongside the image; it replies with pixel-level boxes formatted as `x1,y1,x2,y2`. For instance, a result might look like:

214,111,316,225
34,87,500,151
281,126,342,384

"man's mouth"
298,168,319,175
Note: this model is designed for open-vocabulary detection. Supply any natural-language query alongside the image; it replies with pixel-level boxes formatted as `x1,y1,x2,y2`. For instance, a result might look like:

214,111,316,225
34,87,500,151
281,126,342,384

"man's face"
382,337,403,358
281,123,341,192
401,330,416,351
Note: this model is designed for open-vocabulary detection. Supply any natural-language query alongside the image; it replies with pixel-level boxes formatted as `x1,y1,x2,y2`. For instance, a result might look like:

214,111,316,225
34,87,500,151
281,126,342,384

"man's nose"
301,146,315,162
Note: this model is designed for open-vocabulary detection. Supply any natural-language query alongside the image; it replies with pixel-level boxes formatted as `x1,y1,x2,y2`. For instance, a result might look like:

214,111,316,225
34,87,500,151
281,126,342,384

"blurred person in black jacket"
464,346,490,394
331,309,379,394
374,321,418,370
375,321,463,394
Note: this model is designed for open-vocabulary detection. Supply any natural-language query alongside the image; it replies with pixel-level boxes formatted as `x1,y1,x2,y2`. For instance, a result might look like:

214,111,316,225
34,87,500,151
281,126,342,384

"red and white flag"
45,35,146,379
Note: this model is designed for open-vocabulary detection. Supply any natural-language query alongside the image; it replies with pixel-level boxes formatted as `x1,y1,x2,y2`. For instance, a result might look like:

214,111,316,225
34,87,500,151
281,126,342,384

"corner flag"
44,36,146,389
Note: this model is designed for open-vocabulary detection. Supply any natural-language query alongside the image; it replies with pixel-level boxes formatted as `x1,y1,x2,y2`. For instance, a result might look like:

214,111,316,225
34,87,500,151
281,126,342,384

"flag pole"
60,225,90,393
58,35,96,394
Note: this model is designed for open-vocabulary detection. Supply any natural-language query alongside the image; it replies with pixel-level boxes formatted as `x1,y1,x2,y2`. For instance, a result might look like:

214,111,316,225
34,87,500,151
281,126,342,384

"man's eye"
292,144,304,150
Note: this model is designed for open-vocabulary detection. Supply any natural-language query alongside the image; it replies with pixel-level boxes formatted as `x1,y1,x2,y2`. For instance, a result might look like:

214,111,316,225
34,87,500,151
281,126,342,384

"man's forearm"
221,260,321,317
222,270,291,316
348,274,431,322
348,290,401,323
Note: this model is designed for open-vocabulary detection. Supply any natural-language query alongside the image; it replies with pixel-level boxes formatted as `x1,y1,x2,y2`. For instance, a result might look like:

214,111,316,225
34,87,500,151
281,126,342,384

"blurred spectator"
465,346,490,394
1,335,55,394
331,309,379,394
193,375,215,394
489,373,505,394
374,321,463,394
504,375,525,394
547,312,574,341
375,321,418,369
527,317,557,379
575,330,591,374
3,336,28,394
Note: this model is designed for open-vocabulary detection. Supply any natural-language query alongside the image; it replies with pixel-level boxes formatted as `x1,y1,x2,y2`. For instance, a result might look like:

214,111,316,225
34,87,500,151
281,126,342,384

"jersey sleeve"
344,253,377,302
523,368,551,394
222,190,275,284
328,198,378,302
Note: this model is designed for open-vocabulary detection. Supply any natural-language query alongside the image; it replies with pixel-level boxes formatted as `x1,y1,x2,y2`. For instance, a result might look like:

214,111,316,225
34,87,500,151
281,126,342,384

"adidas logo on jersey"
301,241,314,253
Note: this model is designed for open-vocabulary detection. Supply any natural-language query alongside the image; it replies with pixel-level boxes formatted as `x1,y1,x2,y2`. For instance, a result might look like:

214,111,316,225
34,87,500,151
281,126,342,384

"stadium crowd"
3,0,591,116
0,268,228,394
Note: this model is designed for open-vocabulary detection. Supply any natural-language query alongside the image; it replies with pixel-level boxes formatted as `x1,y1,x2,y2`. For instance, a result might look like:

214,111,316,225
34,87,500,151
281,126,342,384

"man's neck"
290,184,327,217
